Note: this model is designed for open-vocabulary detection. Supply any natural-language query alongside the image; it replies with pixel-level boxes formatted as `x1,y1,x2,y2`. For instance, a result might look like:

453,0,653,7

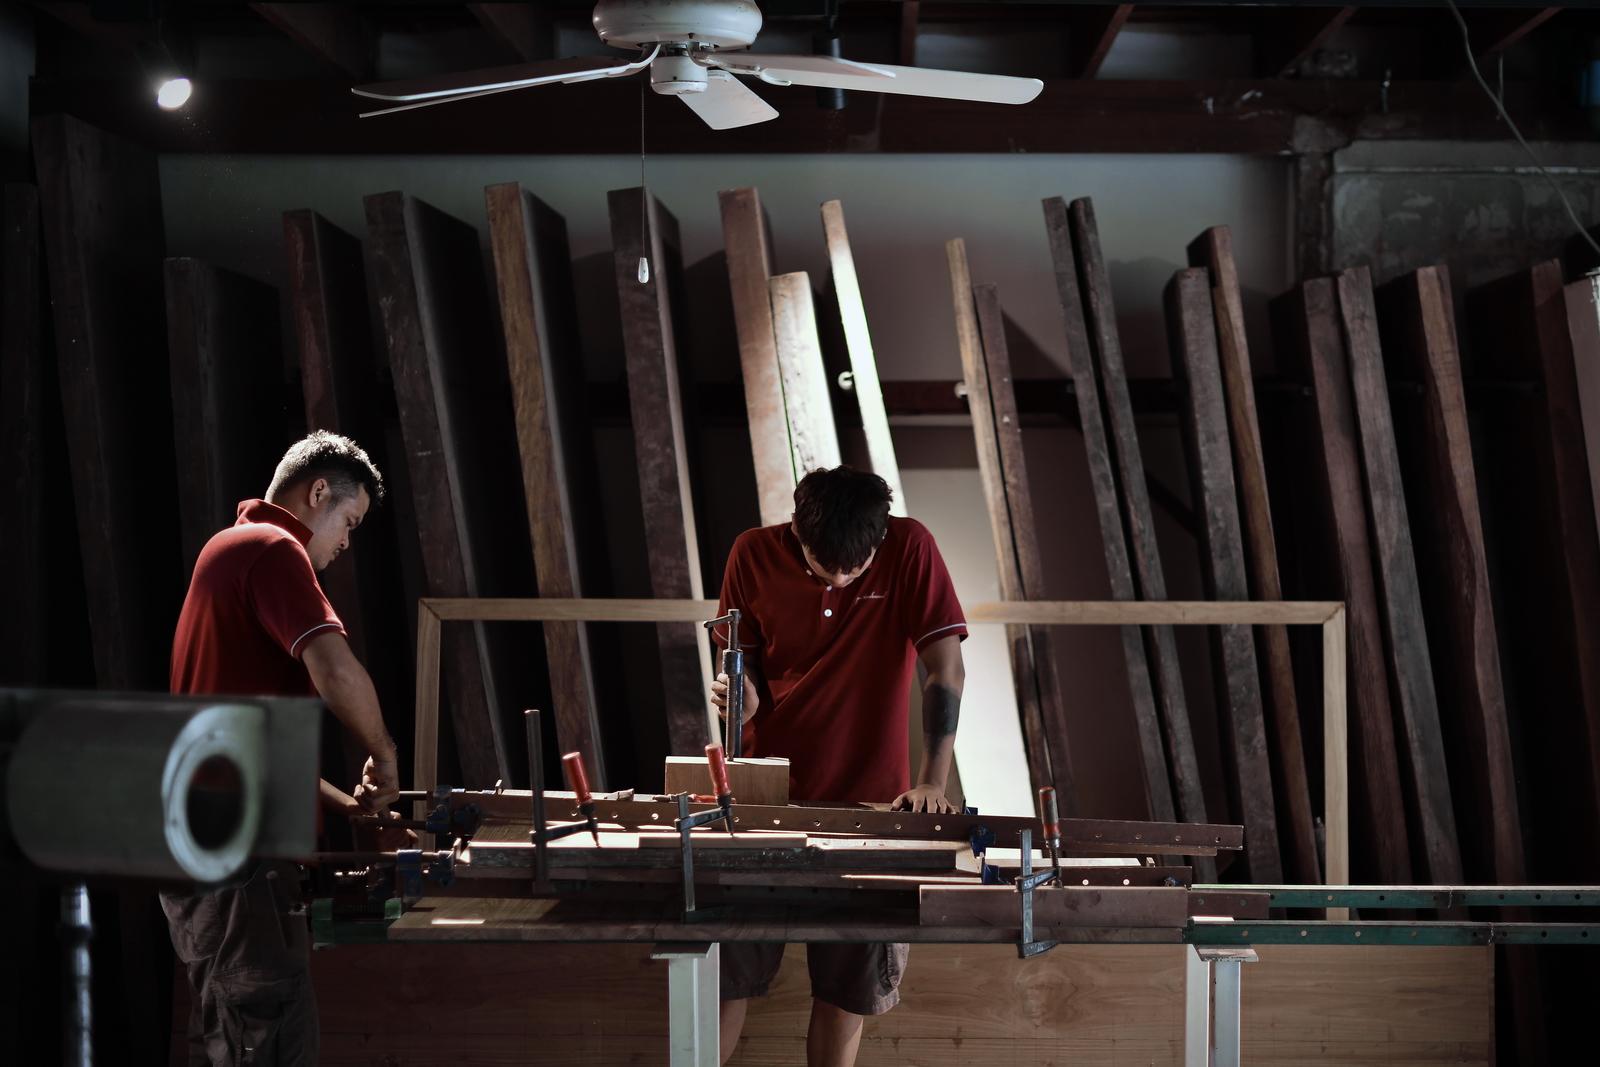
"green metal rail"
1201,884,1600,909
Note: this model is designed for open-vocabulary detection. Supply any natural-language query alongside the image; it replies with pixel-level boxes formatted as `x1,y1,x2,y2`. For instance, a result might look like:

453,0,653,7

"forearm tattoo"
922,682,961,746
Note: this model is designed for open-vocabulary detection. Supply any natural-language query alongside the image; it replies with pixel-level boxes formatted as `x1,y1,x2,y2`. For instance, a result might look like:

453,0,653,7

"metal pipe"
62,881,92,1067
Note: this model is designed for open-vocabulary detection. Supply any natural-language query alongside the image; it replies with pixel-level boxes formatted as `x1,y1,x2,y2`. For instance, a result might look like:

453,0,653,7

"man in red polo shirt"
710,466,967,1066
162,431,402,1066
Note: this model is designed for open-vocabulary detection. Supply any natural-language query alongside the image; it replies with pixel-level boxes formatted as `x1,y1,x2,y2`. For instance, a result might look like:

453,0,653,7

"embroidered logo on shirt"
859,592,888,600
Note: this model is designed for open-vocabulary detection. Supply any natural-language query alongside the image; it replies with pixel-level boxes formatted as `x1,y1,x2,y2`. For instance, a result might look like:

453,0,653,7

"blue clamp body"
965,807,1005,885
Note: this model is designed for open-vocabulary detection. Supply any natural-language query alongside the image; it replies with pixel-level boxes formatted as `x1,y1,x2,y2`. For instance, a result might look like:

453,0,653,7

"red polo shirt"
714,517,967,803
171,499,345,697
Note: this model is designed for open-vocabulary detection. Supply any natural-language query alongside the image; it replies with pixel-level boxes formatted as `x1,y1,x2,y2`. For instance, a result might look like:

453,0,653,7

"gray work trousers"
160,860,318,1067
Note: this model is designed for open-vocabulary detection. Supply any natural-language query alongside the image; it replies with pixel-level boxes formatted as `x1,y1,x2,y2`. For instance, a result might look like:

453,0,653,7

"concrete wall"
159,151,1291,818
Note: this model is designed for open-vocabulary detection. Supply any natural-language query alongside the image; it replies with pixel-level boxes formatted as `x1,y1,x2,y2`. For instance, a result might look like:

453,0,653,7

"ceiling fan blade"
679,70,779,130
358,82,532,118
723,56,1042,105
707,53,893,81
353,48,656,103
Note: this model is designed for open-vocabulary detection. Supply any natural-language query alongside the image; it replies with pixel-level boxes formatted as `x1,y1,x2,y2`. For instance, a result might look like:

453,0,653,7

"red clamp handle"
705,744,733,799
1037,786,1060,840
562,752,592,805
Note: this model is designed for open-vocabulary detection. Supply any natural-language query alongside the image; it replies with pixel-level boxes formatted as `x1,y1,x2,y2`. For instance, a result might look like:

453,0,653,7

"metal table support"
1185,944,1258,1067
652,941,720,1067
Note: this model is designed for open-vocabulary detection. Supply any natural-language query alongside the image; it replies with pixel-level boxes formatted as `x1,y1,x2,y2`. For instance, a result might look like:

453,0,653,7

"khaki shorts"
720,941,909,1016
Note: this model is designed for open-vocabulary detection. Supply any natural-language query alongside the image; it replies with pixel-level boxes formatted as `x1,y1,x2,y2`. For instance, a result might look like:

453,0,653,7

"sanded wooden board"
485,182,604,769
921,884,1190,928
768,271,842,474
1568,276,1600,540
1167,267,1282,884
0,185,46,683
163,259,288,575
1064,198,1208,852
1041,197,1177,833
1271,279,1411,884
1337,265,1463,885
365,190,540,788
973,281,1081,808
719,186,795,526
820,199,906,514
664,755,789,805
1187,226,1318,884
282,208,414,779
32,115,180,692
635,830,810,849
608,186,716,756
945,240,1054,796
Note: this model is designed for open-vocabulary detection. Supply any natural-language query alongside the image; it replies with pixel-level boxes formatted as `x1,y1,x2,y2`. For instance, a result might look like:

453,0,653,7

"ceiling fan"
352,0,1043,130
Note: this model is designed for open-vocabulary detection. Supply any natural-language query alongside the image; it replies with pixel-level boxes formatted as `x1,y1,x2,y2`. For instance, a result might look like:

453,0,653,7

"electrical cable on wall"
638,75,650,284
1444,0,1600,260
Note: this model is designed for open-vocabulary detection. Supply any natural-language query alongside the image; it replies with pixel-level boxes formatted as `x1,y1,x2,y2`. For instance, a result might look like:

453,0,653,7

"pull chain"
637,75,650,285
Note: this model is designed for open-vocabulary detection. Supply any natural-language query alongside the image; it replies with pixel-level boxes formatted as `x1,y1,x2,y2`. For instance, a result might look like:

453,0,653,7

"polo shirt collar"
236,499,315,547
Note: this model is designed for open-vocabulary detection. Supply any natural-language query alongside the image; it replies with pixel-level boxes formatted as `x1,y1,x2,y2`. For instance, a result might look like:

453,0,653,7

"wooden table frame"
414,598,1349,911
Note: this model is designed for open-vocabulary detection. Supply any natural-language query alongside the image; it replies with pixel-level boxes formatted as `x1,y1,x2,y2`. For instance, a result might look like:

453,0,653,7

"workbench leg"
1212,955,1244,1067
652,942,720,1067
1184,945,1211,1067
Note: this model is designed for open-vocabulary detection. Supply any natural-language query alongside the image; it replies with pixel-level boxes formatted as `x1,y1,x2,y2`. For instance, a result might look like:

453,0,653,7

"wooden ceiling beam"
469,2,555,62
898,0,919,66
249,3,372,81
1257,5,1357,78
1064,4,1132,79
1463,6,1560,63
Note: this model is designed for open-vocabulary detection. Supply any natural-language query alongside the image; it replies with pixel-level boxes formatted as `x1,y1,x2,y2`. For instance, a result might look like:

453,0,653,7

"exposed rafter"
1065,4,1132,79
899,0,920,66
1463,6,1560,63
470,2,555,62
1257,5,1357,78
249,3,372,81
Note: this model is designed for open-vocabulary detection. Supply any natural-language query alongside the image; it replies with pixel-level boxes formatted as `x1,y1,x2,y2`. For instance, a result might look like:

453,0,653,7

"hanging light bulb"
637,256,650,285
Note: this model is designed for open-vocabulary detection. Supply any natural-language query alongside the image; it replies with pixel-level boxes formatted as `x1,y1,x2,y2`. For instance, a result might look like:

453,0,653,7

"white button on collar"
823,608,833,618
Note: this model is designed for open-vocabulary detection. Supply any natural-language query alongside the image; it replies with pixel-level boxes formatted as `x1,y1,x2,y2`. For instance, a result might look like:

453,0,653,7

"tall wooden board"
1167,267,1282,883
365,190,539,787
32,114,179,691
820,199,906,514
1066,199,1207,842
719,186,794,526
0,184,46,683
768,271,842,475
974,280,1078,807
486,182,605,768
1271,279,1411,884
163,259,288,573
1337,266,1462,885
609,186,715,755
1186,226,1318,884
944,239,1052,795
1041,197,1177,832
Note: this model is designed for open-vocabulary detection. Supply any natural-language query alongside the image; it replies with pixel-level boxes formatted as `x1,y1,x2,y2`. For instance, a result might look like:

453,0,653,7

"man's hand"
355,753,401,812
710,671,759,723
353,808,418,852
891,784,957,814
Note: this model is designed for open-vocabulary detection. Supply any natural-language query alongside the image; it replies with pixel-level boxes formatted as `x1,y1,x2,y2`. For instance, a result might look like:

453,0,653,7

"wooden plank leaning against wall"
1166,267,1282,884
1466,261,1600,882
283,209,417,781
1058,198,1213,875
0,184,45,684
720,186,795,527
1040,197,1179,841
609,186,716,756
365,190,542,789
1187,227,1319,884
767,271,842,474
944,238,1055,799
32,112,180,1067
485,183,607,771
1375,262,1543,1066
1271,278,1412,885
1337,266,1462,885
163,259,292,576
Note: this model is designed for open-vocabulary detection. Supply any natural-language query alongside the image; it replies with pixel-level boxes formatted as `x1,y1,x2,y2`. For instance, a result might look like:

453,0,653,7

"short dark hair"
268,430,386,505
792,466,892,572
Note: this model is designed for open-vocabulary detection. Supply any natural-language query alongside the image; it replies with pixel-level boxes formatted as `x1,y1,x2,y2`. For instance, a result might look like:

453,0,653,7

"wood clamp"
524,708,603,890
672,743,740,919
1015,788,1066,958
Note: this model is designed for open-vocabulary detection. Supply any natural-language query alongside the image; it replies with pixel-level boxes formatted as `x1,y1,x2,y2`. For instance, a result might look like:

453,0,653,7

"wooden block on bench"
664,756,790,805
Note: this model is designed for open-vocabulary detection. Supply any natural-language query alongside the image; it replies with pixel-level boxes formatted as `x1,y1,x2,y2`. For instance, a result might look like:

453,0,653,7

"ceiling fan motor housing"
651,52,709,94
592,0,763,51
